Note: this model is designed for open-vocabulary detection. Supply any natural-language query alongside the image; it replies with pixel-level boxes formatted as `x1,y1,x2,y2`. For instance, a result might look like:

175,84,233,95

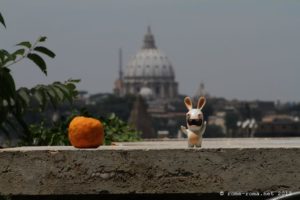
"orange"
68,116,104,148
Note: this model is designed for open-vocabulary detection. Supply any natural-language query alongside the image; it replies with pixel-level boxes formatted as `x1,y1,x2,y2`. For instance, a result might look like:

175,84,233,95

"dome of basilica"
125,49,174,78
123,27,178,99
125,26,175,79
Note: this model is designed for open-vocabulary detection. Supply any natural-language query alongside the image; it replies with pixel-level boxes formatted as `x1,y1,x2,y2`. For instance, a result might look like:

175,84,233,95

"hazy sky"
1,0,300,102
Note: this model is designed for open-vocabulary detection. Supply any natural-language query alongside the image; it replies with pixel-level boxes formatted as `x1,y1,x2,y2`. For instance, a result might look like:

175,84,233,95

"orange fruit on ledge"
68,116,104,148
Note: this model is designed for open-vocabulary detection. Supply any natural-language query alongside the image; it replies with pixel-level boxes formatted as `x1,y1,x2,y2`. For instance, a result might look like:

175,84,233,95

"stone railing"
0,138,299,198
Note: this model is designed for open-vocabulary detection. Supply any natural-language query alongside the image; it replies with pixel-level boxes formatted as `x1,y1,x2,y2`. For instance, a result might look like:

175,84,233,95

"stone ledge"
1,138,300,195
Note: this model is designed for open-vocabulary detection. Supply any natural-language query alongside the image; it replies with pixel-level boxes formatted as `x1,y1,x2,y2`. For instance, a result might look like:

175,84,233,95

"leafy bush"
100,113,141,145
21,112,141,146
0,12,78,140
21,115,73,146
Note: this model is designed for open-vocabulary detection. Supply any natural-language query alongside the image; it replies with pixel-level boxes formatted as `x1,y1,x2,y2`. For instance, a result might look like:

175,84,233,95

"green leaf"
12,49,25,60
39,36,47,42
32,87,47,109
66,83,76,90
0,67,16,100
53,83,72,103
27,53,47,75
15,95,27,115
34,46,55,58
0,49,13,65
33,90,43,105
12,49,25,57
0,101,9,126
16,41,32,49
17,88,30,106
67,79,81,83
54,82,70,94
46,89,58,109
65,82,78,98
0,12,6,28
0,49,9,63
0,50,4,64
49,85,60,99
51,85,64,101
109,113,116,120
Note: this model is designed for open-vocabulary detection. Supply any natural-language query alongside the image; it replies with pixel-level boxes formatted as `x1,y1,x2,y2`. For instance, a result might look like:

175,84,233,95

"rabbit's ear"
184,97,193,110
197,96,206,110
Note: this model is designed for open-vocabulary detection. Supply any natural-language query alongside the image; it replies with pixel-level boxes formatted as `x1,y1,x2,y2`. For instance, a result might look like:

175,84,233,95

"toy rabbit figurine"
181,96,207,148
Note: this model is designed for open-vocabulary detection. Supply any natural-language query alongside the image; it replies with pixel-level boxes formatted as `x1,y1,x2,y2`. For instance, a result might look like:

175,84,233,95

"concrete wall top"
1,138,300,152
1,138,300,195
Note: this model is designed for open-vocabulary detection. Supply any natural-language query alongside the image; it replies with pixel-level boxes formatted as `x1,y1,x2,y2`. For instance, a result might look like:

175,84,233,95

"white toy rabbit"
181,96,207,148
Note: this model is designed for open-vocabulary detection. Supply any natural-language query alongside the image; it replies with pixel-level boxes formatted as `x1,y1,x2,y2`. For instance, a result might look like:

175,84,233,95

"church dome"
122,27,178,99
124,27,175,79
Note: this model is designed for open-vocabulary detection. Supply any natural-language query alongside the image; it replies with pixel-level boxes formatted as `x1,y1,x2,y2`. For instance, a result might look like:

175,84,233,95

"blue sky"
1,0,300,102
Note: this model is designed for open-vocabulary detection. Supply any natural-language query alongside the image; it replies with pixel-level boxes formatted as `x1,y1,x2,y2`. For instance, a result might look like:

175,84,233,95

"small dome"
139,87,154,99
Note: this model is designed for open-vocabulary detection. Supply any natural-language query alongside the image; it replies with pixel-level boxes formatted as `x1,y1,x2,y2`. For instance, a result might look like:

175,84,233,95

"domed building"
123,27,178,99
113,27,184,139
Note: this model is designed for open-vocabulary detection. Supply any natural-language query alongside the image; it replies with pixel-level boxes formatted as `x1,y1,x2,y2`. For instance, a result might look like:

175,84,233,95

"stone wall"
0,139,300,195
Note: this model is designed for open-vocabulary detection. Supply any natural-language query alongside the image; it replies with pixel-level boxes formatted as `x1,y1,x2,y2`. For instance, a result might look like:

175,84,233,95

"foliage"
22,118,71,146
0,12,78,138
20,110,82,146
20,110,141,146
100,113,141,145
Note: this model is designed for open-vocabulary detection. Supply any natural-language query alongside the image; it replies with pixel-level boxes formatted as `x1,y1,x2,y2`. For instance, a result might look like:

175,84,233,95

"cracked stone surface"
0,138,300,195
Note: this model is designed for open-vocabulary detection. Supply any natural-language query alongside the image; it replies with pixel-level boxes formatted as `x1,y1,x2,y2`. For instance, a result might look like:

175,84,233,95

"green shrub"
21,111,141,146
0,12,78,141
101,113,141,145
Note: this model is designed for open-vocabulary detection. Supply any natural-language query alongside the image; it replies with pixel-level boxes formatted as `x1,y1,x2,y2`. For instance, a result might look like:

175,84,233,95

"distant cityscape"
75,90,300,139
75,27,300,139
